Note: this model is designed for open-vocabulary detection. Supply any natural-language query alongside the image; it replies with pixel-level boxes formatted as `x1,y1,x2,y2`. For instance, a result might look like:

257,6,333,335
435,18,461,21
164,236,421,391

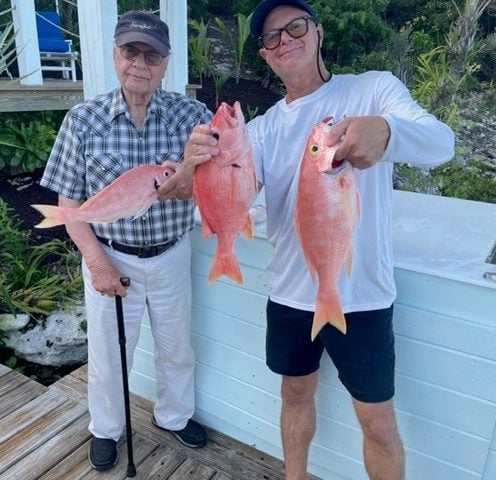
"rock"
4,306,87,367
0,313,30,331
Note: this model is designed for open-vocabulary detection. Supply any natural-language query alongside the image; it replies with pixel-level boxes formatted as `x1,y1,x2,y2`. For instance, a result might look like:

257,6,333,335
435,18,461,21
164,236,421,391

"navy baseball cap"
250,0,317,37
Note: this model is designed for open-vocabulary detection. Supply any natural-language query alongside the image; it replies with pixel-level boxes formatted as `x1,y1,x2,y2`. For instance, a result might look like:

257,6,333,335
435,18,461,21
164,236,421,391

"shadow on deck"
0,363,316,479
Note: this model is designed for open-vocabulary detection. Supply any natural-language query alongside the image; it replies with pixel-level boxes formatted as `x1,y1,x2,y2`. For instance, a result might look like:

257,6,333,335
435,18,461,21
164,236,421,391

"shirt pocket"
85,152,123,197
155,151,182,165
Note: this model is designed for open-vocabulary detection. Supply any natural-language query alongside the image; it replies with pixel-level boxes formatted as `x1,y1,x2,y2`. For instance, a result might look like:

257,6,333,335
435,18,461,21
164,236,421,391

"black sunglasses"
119,44,165,66
259,16,317,50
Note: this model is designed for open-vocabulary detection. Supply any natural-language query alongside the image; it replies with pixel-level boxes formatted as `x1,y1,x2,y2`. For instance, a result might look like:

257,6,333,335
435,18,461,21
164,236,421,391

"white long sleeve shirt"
247,71,455,313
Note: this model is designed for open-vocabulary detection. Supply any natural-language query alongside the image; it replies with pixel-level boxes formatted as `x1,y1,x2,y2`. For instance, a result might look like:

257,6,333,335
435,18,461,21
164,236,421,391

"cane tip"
127,465,136,477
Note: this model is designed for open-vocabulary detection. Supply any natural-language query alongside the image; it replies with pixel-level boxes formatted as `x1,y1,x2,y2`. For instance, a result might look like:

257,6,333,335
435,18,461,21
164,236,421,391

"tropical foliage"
0,198,83,320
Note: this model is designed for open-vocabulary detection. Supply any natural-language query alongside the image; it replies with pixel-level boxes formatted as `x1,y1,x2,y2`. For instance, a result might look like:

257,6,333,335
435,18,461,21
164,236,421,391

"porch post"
160,0,188,94
10,0,43,85
76,0,118,100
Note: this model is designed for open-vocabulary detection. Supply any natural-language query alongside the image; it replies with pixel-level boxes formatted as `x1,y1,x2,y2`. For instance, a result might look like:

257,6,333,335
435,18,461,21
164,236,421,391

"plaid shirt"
41,87,212,246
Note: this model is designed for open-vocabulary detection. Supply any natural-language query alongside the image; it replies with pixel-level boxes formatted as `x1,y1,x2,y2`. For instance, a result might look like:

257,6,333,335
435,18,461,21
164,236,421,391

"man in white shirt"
185,1,455,478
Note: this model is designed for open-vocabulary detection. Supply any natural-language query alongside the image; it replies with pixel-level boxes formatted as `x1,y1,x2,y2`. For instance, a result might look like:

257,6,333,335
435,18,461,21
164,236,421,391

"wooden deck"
0,79,202,112
0,363,312,480
0,79,84,112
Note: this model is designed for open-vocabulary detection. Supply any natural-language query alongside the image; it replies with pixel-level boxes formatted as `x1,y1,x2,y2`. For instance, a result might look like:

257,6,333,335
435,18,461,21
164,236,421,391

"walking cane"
115,276,136,477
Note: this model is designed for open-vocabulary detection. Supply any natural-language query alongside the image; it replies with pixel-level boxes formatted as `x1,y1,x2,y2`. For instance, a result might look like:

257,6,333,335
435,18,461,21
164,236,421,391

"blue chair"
36,11,78,81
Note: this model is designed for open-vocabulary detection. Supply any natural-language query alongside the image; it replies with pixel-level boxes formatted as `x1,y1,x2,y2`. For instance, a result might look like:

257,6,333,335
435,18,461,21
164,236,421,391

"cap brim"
115,32,169,56
250,0,316,37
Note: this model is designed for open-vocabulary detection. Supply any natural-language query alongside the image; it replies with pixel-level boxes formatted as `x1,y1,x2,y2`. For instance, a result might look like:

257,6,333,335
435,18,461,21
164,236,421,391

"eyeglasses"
119,44,165,66
259,16,317,50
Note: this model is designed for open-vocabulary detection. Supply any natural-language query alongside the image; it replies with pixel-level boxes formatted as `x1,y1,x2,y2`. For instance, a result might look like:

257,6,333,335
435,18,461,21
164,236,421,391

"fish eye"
309,144,319,155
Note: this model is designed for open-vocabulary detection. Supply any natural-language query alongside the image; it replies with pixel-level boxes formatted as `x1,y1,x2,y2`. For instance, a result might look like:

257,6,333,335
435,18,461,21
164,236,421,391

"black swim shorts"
265,299,395,403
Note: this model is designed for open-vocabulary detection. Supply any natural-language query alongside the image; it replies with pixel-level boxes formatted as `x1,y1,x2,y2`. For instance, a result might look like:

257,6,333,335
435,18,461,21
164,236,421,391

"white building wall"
130,191,496,479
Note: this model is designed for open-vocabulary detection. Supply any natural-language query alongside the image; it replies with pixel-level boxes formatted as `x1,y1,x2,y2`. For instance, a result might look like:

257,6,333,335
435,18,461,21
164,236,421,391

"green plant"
245,104,259,121
0,117,57,174
0,22,16,77
214,13,253,83
446,0,492,83
432,158,496,203
210,70,230,108
0,198,83,319
188,18,212,83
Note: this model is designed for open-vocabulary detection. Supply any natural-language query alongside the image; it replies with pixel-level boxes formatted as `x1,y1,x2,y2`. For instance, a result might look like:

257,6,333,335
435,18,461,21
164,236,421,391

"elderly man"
41,11,211,471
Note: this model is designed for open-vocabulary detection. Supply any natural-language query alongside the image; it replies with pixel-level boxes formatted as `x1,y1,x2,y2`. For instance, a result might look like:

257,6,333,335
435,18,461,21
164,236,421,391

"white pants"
83,234,195,441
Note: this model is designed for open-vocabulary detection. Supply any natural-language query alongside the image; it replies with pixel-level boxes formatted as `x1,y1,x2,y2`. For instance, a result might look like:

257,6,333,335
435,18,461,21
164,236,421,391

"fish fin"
200,215,215,237
130,203,155,220
31,204,69,228
242,214,253,240
208,250,243,285
311,292,347,340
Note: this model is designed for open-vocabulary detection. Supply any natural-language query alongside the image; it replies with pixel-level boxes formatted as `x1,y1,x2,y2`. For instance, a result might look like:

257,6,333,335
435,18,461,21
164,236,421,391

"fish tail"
311,292,347,340
31,204,70,228
208,249,243,285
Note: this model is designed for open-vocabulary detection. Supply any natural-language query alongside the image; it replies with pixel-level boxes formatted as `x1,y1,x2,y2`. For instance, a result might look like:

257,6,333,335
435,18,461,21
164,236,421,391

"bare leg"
353,399,405,480
280,372,319,480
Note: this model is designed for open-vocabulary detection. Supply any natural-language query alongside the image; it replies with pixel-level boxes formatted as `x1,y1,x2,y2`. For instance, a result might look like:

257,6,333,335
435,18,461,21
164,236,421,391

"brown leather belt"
96,236,178,259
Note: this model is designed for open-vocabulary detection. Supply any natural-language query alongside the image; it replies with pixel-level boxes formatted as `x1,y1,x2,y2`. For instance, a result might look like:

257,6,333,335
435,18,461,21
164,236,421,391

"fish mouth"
327,160,351,177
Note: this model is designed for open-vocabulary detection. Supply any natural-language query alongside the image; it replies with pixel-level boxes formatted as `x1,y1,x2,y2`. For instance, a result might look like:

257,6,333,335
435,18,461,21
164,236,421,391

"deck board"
0,364,320,479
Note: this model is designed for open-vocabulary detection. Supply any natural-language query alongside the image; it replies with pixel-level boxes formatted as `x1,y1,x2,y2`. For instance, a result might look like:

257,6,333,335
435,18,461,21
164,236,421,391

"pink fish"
294,119,360,339
193,101,257,284
32,164,174,228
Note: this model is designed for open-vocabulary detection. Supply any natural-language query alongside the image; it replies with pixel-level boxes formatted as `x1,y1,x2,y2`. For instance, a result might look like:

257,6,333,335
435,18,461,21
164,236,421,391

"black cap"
114,11,170,56
250,0,317,37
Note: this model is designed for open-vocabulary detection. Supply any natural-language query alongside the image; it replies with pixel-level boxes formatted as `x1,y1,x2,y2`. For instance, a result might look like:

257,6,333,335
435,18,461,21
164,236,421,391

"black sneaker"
88,436,118,471
152,415,207,448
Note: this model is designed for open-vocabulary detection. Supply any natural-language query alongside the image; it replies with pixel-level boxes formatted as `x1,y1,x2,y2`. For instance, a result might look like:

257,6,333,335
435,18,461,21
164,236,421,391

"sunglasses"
259,16,317,50
119,44,165,66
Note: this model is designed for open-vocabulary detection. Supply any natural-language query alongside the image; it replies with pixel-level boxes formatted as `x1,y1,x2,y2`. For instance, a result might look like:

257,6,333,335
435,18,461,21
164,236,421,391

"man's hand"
327,116,391,169
157,161,194,200
157,124,220,201
86,258,128,297
184,124,219,168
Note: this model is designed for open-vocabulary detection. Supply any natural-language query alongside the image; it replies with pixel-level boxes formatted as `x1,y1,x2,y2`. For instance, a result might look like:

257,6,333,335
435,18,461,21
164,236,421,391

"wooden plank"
0,370,31,398
129,398,287,480
0,389,67,444
0,81,201,113
0,80,84,112
0,376,47,420
49,368,88,405
135,445,187,478
0,397,86,474
1,413,90,480
0,363,12,376
394,304,496,360
167,456,216,479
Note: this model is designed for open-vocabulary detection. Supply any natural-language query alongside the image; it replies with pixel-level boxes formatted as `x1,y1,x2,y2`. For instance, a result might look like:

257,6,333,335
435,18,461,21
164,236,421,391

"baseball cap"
114,11,170,56
250,0,317,37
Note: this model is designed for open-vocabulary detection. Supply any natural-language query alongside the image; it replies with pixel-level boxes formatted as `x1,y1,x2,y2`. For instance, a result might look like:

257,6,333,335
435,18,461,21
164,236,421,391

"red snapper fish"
294,119,361,340
193,101,257,284
32,164,174,228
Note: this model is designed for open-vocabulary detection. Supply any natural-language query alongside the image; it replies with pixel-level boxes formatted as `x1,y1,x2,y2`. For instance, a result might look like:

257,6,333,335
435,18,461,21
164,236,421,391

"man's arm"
59,195,128,297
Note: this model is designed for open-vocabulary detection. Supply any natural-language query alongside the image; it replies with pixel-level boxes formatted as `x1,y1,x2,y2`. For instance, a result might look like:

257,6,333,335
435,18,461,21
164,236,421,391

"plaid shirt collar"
109,87,161,122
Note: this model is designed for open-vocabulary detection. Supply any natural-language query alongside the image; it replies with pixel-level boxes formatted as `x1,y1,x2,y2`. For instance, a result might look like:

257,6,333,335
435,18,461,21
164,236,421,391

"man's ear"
260,48,268,62
317,25,324,46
